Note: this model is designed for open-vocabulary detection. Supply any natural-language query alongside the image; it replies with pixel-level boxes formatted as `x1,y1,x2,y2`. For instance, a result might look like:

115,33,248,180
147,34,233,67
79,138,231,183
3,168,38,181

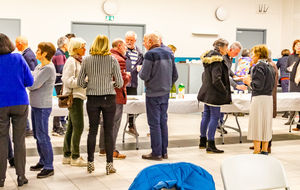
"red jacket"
111,49,131,104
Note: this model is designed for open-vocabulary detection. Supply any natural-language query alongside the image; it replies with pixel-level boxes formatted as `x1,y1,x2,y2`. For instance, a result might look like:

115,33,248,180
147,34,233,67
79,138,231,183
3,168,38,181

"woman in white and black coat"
197,38,231,153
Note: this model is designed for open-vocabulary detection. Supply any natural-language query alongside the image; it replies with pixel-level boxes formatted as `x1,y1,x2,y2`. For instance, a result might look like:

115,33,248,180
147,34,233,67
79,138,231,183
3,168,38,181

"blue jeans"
219,112,225,126
200,104,221,141
31,107,53,170
281,79,289,92
146,94,169,157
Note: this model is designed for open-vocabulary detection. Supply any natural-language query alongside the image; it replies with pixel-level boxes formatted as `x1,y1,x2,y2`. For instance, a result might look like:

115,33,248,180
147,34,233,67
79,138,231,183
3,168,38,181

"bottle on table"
178,83,185,99
170,83,176,99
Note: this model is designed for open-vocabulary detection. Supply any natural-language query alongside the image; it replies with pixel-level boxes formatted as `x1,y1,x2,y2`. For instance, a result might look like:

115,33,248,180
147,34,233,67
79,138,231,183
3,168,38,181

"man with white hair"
139,32,178,160
52,36,69,137
125,31,144,136
219,41,247,134
15,36,38,136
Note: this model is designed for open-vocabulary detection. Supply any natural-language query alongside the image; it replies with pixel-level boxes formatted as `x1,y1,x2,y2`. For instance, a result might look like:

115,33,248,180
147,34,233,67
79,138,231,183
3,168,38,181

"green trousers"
63,98,84,159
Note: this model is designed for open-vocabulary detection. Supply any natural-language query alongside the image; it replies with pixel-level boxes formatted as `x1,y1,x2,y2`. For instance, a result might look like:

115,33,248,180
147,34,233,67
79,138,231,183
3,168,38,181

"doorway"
235,28,267,69
71,22,146,94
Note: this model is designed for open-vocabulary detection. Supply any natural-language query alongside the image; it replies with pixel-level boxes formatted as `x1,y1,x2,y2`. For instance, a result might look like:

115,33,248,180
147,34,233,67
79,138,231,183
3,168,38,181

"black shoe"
52,127,65,137
9,158,15,167
216,126,228,134
206,140,224,153
37,169,54,178
142,153,162,161
282,112,289,118
30,163,44,171
62,123,67,131
258,151,268,155
56,127,65,136
0,179,4,187
17,176,28,187
26,130,33,137
199,136,207,149
162,153,168,159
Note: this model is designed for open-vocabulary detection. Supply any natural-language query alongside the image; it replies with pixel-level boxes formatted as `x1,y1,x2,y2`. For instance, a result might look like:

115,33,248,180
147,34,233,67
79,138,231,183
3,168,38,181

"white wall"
1,0,296,58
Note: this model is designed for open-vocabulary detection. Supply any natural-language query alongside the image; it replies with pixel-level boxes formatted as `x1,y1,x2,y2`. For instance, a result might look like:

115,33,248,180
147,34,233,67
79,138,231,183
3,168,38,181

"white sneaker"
70,156,87,167
62,157,71,164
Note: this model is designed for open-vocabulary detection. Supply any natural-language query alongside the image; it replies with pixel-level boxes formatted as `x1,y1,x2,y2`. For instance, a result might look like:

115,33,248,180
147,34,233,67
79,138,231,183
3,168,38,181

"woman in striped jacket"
78,35,123,174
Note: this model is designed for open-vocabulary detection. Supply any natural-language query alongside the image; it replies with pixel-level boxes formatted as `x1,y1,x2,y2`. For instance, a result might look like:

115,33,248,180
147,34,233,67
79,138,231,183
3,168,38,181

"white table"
50,93,300,147
51,92,300,116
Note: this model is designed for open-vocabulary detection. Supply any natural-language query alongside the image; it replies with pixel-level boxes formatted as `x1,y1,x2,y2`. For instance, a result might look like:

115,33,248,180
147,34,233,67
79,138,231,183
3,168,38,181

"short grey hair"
213,38,229,51
230,41,242,50
125,31,137,40
268,47,272,59
57,36,68,48
144,31,160,44
241,49,250,57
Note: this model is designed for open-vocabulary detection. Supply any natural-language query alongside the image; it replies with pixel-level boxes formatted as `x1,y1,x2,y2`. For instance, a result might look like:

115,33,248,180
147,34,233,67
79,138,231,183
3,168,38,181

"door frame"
236,28,267,45
71,21,146,53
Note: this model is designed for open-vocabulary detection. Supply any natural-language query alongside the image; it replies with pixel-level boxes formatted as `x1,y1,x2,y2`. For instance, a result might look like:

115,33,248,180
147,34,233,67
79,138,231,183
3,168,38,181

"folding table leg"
122,113,140,150
289,112,296,133
122,114,130,143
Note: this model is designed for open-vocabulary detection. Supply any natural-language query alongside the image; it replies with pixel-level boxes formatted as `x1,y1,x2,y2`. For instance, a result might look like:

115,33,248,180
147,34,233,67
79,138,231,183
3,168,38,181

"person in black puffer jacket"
197,38,232,153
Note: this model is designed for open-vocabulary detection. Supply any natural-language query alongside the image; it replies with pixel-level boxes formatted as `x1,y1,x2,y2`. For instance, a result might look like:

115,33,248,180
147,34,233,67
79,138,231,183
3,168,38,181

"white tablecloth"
50,92,300,116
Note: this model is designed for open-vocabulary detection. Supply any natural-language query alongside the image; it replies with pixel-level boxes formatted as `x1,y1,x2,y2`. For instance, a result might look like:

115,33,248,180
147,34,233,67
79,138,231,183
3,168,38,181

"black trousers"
126,87,137,127
0,105,27,179
86,95,116,163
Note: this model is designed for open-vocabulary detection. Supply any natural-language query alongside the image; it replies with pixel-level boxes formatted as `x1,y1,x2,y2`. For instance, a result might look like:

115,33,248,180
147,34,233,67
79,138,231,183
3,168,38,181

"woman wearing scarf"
61,38,87,166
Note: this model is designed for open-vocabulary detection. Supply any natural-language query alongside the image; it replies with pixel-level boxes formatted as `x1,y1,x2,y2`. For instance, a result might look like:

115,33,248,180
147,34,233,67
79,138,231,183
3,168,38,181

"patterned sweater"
78,55,123,96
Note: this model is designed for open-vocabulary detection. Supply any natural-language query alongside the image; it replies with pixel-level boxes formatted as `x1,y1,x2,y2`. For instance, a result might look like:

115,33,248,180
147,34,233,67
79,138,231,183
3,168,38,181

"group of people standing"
0,30,178,187
197,38,277,155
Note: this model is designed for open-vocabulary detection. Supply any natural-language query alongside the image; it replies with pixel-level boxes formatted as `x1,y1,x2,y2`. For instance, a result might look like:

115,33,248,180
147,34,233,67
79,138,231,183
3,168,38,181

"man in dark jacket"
15,36,38,71
99,38,131,159
125,31,144,136
52,36,69,136
15,36,38,136
219,42,247,134
139,32,178,160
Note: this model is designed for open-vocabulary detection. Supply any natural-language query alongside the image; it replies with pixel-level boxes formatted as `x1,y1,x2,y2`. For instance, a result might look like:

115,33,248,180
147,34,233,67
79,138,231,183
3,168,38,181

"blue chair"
129,162,215,190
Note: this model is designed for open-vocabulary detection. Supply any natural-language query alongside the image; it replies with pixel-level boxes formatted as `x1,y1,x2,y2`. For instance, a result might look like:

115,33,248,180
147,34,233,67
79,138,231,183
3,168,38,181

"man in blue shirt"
16,36,38,136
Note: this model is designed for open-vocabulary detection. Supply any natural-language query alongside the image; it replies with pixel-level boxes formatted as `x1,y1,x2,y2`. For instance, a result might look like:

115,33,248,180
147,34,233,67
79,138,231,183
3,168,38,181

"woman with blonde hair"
243,44,275,155
61,38,87,166
78,35,123,174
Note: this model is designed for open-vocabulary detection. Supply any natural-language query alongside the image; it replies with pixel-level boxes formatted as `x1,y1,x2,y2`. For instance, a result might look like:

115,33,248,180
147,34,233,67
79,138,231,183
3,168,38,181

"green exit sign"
105,16,114,21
